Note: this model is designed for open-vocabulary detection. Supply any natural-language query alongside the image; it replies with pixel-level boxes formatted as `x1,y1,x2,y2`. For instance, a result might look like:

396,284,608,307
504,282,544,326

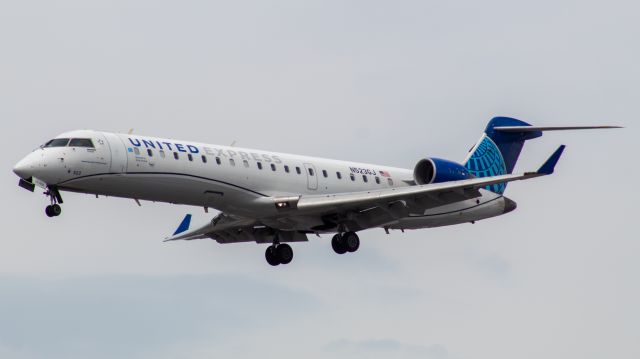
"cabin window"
173,152,179,160
134,147,140,155
159,150,166,158
188,154,193,161
308,168,314,176
229,158,236,166
296,167,301,175
69,138,94,148
375,176,380,184
216,157,221,165
336,172,342,179
201,155,207,163
43,138,70,147
271,163,276,171
257,162,263,170
284,165,290,173
243,160,249,168
362,175,368,183
147,149,153,157
387,178,394,186
322,170,328,178
350,173,355,181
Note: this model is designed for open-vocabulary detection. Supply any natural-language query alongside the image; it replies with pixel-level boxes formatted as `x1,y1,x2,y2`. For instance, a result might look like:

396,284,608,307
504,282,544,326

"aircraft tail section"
463,116,620,194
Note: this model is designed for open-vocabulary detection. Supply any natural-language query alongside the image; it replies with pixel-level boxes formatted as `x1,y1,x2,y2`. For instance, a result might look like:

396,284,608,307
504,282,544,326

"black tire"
276,243,293,265
45,205,54,217
344,232,360,253
331,234,347,254
51,204,62,216
265,245,280,266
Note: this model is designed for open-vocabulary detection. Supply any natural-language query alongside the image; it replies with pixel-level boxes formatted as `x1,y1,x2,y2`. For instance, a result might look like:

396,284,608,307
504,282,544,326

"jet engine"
413,158,472,185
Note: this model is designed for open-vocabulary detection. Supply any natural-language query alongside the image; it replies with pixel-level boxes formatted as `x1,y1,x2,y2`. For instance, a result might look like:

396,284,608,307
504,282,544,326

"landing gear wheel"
343,232,360,253
50,204,62,217
276,243,293,264
265,245,280,266
45,205,54,217
331,234,347,254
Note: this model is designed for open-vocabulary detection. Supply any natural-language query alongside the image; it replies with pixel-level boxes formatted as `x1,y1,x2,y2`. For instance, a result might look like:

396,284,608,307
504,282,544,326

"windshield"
69,138,94,147
43,138,70,147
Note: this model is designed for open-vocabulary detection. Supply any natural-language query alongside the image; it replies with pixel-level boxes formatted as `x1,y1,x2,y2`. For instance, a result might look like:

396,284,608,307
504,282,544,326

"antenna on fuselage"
128,128,134,134
230,140,237,147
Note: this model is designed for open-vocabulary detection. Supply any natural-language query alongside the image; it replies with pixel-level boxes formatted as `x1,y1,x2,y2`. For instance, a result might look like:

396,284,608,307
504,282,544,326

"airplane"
13,117,619,266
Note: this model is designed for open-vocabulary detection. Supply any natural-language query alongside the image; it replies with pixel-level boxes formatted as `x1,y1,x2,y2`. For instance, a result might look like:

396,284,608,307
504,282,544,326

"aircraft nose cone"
13,158,33,179
503,197,517,214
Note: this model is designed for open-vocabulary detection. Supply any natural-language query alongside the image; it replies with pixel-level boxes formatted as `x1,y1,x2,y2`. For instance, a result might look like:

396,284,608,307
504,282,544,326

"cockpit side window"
43,138,70,147
69,138,95,148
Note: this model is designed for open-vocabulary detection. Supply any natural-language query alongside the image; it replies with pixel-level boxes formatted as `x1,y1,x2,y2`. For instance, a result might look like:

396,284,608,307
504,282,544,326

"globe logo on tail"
464,135,507,194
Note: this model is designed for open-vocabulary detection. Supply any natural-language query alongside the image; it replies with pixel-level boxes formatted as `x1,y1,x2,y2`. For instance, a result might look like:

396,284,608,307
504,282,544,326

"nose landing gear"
44,186,63,218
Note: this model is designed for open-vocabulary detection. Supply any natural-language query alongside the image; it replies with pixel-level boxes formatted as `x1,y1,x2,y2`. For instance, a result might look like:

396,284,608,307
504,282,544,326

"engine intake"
413,158,472,185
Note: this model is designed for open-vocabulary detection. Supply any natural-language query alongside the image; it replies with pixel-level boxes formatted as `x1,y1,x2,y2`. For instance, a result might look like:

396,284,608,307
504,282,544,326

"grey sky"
1,1,637,358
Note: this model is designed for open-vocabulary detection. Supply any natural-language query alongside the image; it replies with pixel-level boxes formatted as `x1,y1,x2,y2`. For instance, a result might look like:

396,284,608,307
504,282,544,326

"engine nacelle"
413,158,472,185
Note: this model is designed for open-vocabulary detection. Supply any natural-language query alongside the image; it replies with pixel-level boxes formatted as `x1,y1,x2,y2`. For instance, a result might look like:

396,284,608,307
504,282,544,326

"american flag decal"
379,170,390,177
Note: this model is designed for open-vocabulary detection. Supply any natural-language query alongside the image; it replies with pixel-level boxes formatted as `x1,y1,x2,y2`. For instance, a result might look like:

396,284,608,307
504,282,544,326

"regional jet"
13,117,619,266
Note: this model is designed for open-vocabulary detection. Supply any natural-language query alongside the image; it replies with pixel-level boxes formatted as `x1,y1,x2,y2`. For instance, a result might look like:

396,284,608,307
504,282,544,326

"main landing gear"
44,186,63,218
265,243,293,266
331,232,360,255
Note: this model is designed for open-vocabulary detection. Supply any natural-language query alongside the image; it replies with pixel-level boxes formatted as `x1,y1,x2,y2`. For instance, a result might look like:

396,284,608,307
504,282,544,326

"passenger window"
284,165,290,173
69,138,94,147
375,176,380,184
362,175,368,183
243,160,249,168
308,168,314,176
350,173,355,181
188,154,193,161
336,172,342,179
216,157,221,165
271,164,276,171
173,152,179,160
159,150,166,158
43,138,70,147
322,170,328,178
296,167,301,175
387,178,394,186
257,162,263,170
202,155,207,163
229,158,235,166
134,148,140,155
147,149,153,157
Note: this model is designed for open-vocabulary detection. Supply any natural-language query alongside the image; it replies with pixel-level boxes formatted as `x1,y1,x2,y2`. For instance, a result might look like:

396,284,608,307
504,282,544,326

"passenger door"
102,132,127,173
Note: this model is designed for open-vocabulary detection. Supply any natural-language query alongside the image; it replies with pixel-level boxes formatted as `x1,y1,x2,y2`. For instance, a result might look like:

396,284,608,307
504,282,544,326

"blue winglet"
537,145,566,175
173,214,192,235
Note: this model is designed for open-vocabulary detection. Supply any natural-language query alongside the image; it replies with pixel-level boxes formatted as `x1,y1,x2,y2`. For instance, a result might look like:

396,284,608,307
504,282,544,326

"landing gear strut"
265,243,293,266
331,232,360,255
44,186,63,218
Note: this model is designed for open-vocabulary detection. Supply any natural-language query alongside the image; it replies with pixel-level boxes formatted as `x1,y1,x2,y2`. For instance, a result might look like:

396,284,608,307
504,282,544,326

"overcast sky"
1,1,638,358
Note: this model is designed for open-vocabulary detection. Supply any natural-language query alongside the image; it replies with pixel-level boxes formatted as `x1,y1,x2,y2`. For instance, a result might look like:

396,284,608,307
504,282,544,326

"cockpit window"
43,138,70,147
69,138,94,148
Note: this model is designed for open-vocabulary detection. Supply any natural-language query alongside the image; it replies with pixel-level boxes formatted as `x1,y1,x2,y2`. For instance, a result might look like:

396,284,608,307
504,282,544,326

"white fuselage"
13,130,513,232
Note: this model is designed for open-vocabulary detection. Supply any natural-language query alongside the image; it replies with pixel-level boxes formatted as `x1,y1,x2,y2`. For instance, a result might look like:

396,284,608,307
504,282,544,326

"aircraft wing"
165,212,309,243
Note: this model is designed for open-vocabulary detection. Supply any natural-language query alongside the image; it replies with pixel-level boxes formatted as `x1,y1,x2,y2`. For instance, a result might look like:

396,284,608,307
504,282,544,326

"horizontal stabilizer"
494,125,622,133
537,145,566,175
173,214,192,235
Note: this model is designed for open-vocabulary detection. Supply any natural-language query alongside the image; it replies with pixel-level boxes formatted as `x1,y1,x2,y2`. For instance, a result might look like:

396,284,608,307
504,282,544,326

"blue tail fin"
464,117,543,194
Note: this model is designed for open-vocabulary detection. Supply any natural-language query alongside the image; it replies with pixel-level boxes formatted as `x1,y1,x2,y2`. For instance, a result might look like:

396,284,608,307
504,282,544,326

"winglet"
173,214,192,235
537,145,566,175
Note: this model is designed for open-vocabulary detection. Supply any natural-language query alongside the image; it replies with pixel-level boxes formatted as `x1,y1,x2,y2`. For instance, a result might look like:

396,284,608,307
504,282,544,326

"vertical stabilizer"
464,117,542,194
